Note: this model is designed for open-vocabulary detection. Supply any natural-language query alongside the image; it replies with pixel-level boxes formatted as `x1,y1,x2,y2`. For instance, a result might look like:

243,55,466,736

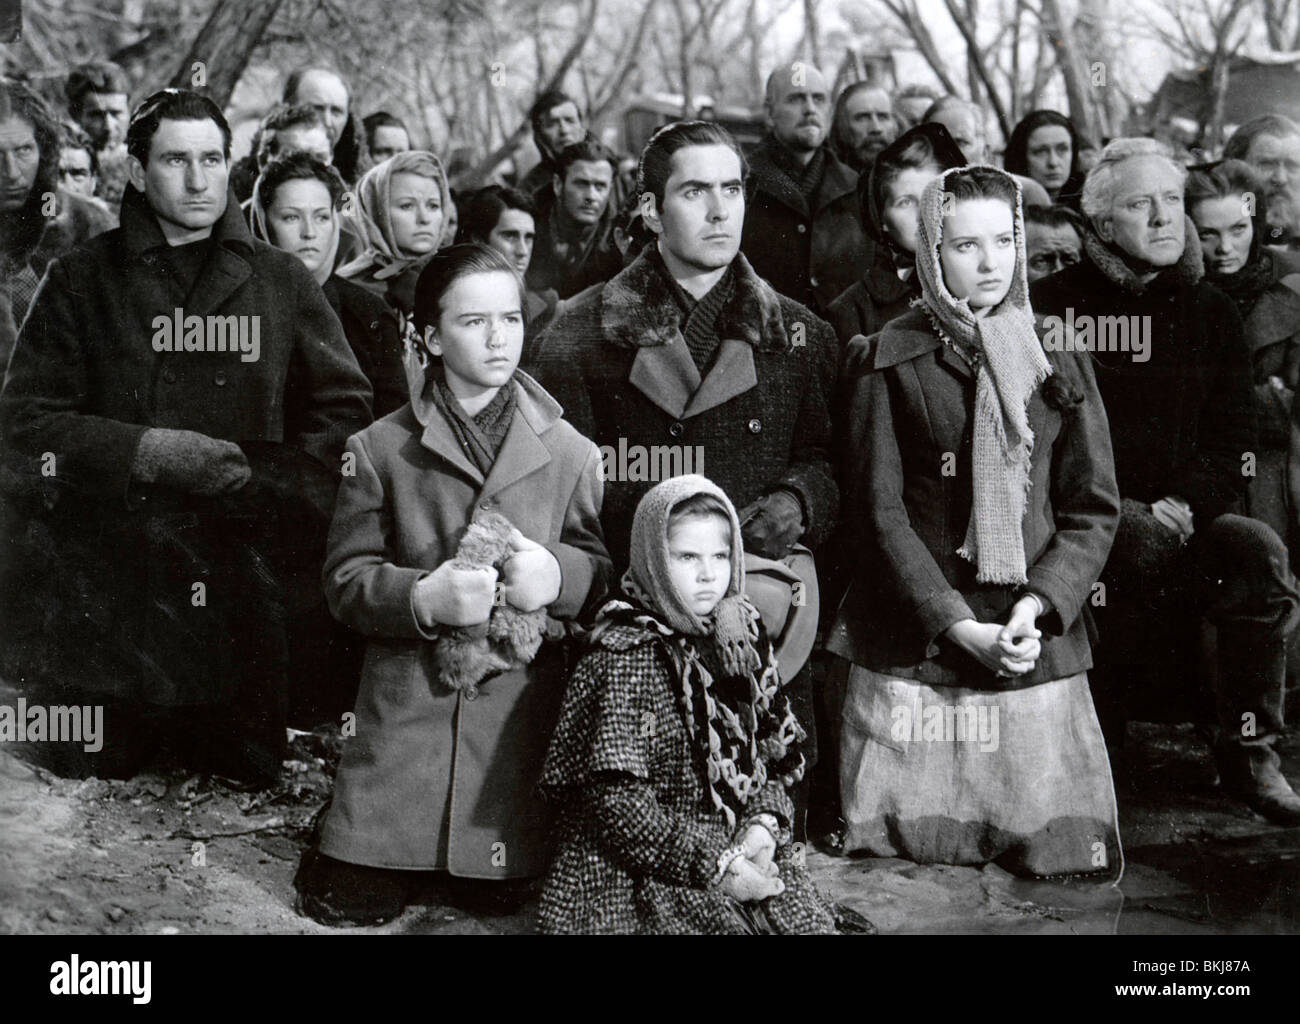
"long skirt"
839,667,1120,877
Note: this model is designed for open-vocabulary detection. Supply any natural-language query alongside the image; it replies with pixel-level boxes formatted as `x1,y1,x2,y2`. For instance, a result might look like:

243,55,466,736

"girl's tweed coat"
537,621,835,934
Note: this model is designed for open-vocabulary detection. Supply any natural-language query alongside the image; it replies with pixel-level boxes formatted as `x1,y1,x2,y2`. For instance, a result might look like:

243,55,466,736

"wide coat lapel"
601,248,787,420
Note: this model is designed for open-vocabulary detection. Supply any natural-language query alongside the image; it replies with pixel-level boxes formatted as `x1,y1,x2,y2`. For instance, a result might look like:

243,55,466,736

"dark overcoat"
1030,256,1256,524
0,185,373,705
740,137,871,313
827,307,1120,689
322,274,408,418
318,372,611,876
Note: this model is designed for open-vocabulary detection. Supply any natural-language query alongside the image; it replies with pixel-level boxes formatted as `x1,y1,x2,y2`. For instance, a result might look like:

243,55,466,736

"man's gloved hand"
132,427,251,496
738,489,805,559
414,561,498,629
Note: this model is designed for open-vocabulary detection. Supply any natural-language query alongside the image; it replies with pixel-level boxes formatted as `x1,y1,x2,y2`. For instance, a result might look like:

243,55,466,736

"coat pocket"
361,638,422,706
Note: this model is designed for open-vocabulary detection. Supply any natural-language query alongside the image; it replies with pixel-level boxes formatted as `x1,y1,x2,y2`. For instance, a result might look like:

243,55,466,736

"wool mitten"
132,427,251,496
413,561,498,629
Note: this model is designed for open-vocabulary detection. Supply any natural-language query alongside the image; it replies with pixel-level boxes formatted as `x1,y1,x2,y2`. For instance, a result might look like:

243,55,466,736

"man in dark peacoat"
740,64,872,315
1030,140,1300,824
0,91,373,785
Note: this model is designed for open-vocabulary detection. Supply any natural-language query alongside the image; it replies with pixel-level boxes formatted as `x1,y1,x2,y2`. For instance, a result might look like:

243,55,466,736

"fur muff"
432,507,548,698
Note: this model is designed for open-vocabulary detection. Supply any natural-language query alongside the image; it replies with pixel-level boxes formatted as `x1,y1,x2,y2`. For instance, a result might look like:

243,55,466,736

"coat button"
464,689,478,702
479,501,493,511
163,369,176,384
214,370,227,386
747,418,762,434
810,275,819,289
669,421,685,438
796,223,807,234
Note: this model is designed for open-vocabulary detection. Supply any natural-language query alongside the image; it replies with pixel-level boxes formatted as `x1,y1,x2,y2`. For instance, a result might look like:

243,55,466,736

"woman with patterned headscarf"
337,150,452,314
830,165,1122,876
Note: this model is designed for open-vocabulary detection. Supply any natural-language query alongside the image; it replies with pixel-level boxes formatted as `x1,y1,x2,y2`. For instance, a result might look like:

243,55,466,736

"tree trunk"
165,0,289,109
1040,0,1096,142
803,0,823,68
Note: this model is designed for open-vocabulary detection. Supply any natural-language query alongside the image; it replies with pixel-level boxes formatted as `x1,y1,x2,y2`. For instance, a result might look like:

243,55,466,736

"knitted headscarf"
597,475,806,829
915,165,1051,585
248,173,341,286
337,150,450,283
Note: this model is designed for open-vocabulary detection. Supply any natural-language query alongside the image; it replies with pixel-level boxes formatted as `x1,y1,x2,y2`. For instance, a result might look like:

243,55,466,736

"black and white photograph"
0,0,1298,996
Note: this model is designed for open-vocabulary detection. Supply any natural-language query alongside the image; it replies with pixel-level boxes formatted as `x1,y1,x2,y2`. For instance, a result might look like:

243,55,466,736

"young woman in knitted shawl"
537,475,840,934
829,166,1123,876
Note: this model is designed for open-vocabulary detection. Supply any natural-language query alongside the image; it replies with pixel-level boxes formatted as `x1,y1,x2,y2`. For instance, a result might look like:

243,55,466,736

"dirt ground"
2,675,1298,935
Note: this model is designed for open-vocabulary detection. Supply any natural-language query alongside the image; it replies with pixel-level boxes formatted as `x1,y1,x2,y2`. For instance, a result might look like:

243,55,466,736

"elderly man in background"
830,82,897,176
742,62,871,313
1024,204,1085,283
1031,138,1300,825
1225,114,1300,250
282,67,369,183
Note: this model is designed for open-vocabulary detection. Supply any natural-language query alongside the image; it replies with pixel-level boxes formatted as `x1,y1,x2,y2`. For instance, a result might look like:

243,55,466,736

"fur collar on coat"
599,247,792,354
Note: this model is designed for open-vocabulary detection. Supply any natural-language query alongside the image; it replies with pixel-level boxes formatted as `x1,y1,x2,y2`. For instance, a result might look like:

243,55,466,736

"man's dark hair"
1224,113,1300,161
126,89,232,167
636,120,748,209
64,61,129,119
528,89,582,137
455,185,535,245
255,152,347,210
1024,203,1086,236
554,137,619,183
60,122,100,177
257,103,326,164
0,80,61,258
363,110,409,148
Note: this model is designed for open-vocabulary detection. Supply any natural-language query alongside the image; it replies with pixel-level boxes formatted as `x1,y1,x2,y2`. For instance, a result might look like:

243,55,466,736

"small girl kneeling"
538,474,838,934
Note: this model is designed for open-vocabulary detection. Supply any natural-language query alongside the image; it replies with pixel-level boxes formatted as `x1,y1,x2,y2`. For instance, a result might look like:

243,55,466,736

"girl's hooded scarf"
915,166,1052,585
248,176,341,286
337,151,450,283
596,475,806,829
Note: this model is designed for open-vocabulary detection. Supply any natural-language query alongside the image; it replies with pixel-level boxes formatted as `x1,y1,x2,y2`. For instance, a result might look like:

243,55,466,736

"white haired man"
1031,137,1300,825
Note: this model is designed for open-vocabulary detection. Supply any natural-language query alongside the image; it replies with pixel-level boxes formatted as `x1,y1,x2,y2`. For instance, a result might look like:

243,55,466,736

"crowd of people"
2,53,1300,934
